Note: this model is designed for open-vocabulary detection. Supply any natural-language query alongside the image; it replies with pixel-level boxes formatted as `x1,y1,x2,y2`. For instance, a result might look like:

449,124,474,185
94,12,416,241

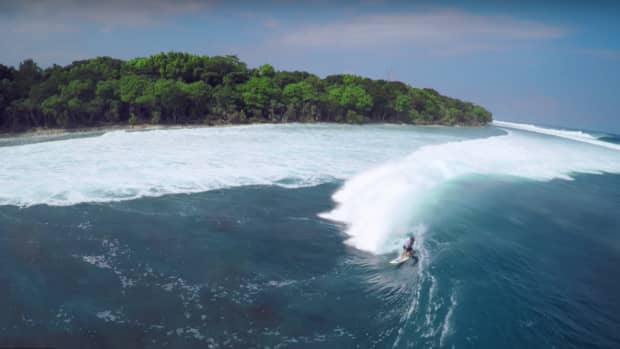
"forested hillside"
0,52,492,132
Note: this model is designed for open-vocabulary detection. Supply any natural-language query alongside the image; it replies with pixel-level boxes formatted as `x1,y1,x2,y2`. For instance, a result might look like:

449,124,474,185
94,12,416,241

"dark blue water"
600,134,620,145
1,175,619,348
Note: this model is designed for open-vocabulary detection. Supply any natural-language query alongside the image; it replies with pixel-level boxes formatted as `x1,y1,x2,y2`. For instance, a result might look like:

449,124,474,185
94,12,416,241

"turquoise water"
0,123,619,348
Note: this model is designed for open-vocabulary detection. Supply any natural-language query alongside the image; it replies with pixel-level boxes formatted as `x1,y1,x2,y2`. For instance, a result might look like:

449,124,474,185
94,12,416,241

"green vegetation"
0,52,492,132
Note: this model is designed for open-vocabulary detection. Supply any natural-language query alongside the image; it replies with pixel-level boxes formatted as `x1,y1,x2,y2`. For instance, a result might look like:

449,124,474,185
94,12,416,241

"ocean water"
0,123,619,348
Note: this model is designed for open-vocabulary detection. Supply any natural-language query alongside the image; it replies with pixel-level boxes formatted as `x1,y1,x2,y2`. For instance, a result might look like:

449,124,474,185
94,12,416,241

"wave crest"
321,130,620,253
493,120,620,151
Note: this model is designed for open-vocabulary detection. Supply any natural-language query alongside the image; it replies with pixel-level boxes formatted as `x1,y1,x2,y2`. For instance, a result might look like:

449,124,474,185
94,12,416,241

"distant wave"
599,135,620,145
493,120,599,140
493,120,620,151
321,129,620,253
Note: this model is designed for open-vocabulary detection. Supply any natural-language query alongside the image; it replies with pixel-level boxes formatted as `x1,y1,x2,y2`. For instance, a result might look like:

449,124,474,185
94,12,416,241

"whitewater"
1,121,620,349
1,122,619,254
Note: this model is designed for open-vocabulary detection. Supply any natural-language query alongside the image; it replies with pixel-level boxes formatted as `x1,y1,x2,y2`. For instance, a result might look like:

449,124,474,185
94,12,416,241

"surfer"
389,235,419,265
401,236,415,259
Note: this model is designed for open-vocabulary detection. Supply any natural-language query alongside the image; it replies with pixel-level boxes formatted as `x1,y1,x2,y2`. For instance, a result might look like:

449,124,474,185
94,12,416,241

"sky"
0,0,619,133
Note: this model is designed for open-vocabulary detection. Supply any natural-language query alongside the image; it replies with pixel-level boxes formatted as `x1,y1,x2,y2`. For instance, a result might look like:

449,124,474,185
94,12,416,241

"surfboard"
389,255,410,265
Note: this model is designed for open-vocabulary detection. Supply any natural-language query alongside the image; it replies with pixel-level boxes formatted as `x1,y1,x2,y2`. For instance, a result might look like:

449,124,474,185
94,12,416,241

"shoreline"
0,121,490,139
0,124,182,139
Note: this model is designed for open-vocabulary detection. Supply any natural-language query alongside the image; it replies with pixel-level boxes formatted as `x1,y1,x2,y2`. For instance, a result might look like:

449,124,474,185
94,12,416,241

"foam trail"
439,291,458,347
391,224,430,348
321,130,620,253
493,120,620,151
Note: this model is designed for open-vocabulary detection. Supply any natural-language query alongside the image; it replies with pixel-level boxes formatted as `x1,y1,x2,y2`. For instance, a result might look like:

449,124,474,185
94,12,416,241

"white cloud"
0,0,216,64
0,0,215,33
272,10,566,54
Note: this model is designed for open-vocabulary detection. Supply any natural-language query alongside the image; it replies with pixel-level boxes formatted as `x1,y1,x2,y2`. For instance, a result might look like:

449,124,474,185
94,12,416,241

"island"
0,52,492,133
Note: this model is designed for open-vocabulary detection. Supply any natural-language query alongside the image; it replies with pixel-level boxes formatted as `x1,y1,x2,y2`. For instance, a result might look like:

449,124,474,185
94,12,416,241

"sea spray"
0,124,472,207
493,120,620,151
322,129,620,253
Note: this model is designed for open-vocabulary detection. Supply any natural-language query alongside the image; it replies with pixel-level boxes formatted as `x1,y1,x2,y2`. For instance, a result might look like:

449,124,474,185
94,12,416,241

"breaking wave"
322,126,620,253
0,124,472,207
2,122,619,255
493,120,620,151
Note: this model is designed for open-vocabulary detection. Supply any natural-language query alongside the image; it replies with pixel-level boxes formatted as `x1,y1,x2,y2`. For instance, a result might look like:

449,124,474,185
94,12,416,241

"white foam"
82,255,111,269
2,123,620,255
0,124,468,207
321,129,620,253
96,310,123,323
493,120,620,151
439,291,458,346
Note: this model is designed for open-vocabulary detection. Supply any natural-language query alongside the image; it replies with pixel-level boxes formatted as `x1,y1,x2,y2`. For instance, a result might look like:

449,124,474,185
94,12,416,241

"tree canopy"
0,52,492,132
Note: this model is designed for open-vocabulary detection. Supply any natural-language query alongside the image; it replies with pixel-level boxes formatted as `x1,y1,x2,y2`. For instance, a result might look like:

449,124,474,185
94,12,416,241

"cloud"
271,10,567,55
0,0,216,65
0,0,215,33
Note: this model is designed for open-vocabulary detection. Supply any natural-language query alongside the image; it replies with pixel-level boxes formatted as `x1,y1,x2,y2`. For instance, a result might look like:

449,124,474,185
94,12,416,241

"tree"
0,52,492,132
258,64,275,77
14,59,42,98
328,84,372,113
283,81,318,106
153,79,184,123
237,76,281,116
119,75,151,103
96,80,120,100
180,80,211,119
